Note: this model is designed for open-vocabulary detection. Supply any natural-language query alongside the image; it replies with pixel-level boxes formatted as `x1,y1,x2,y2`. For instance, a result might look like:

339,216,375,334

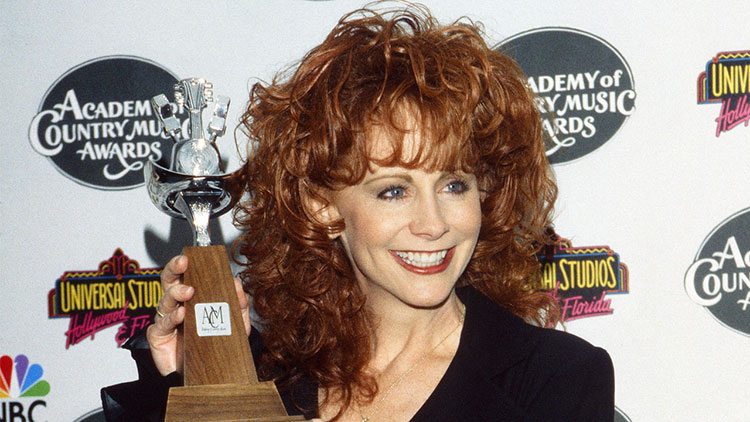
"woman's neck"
317,288,466,421
365,289,464,372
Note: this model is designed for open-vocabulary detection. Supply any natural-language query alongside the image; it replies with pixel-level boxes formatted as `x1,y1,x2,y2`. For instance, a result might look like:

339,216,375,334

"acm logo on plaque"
29,55,179,190
684,207,750,336
495,28,636,165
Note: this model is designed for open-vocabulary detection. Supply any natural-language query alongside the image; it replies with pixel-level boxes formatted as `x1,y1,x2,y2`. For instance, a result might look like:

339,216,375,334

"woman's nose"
408,195,449,239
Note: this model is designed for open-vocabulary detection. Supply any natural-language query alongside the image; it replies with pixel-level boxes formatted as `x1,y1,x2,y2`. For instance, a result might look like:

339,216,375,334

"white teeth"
394,250,449,268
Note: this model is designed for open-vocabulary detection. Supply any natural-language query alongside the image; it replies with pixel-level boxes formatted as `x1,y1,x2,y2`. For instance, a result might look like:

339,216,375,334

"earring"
327,226,341,240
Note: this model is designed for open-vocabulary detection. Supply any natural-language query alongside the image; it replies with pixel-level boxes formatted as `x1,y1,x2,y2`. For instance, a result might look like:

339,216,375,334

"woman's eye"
445,179,469,194
378,185,407,200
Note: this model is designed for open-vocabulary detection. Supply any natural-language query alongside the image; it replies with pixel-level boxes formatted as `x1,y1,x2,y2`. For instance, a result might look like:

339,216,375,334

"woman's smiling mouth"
389,247,455,274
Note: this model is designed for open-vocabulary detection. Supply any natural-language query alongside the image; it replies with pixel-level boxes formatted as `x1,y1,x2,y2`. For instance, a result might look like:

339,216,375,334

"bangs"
328,99,482,187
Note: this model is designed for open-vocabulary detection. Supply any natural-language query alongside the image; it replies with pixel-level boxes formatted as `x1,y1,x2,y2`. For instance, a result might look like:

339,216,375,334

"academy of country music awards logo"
48,249,163,348
697,50,750,137
28,55,180,190
0,354,49,422
537,230,629,322
496,27,636,165
685,207,750,336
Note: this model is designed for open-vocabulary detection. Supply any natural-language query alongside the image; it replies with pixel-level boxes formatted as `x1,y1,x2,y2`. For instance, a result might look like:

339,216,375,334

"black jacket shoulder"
413,287,615,421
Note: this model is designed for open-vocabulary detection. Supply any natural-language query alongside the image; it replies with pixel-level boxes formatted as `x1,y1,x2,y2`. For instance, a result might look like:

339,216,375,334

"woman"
103,3,614,421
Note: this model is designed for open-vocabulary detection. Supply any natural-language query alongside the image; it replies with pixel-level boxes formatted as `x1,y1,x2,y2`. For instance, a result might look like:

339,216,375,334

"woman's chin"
395,287,457,310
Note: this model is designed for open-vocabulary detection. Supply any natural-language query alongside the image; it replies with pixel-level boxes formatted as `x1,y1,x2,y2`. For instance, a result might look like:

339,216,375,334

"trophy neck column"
174,190,222,246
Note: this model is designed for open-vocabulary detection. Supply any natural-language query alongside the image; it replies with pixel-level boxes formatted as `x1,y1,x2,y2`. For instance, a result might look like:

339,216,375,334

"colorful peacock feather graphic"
0,355,50,398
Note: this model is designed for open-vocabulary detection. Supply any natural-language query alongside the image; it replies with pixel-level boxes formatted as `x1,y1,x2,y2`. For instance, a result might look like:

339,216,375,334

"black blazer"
101,286,614,421
410,287,614,421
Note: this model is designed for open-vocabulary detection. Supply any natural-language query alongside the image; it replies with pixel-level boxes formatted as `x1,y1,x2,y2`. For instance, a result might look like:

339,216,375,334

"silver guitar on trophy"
145,78,243,247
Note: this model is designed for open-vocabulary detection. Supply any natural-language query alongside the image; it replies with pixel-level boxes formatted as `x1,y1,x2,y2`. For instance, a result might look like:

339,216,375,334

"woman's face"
329,126,482,310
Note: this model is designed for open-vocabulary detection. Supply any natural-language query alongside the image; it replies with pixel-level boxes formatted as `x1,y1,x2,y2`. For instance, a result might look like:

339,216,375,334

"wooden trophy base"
163,246,308,421
165,382,306,422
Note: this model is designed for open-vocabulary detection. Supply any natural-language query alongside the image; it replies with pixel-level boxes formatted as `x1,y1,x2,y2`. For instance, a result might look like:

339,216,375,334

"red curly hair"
235,3,558,417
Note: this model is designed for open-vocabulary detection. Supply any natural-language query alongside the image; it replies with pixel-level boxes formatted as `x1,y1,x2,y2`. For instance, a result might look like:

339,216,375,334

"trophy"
146,78,305,421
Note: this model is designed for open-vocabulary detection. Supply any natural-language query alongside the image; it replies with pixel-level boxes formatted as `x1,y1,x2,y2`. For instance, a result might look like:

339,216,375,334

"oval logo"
495,28,636,164
614,406,632,422
73,408,106,422
684,207,750,336
29,56,178,190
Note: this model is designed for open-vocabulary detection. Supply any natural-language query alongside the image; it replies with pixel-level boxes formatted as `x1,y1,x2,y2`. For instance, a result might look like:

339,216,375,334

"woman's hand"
147,255,252,376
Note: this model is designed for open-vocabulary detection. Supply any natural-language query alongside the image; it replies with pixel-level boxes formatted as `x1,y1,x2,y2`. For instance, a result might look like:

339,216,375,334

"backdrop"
2,1,749,421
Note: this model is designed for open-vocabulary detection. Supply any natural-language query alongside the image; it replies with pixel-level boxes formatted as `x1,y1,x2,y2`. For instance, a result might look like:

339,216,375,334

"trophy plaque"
146,78,305,422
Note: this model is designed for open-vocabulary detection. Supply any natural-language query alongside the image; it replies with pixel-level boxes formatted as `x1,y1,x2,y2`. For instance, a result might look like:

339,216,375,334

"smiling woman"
102,2,614,421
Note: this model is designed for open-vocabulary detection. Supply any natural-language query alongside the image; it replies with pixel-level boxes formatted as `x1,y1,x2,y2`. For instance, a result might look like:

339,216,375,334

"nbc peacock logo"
0,354,49,421
1,355,50,398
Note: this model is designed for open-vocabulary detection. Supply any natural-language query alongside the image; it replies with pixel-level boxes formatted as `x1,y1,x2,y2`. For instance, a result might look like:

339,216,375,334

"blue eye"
378,185,407,200
445,180,469,194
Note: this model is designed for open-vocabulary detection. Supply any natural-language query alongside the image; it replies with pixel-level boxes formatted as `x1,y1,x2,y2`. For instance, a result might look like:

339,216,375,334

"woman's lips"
389,247,455,275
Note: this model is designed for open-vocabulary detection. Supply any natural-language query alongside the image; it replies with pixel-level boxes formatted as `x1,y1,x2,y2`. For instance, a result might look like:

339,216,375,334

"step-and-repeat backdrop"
2,1,749,421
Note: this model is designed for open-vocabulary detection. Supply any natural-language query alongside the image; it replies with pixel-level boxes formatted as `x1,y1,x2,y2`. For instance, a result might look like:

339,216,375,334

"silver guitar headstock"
150,78,229,176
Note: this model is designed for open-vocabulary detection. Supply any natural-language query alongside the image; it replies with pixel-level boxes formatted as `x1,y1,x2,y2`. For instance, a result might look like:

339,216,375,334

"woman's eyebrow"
362,171,464,186
362,173,414,185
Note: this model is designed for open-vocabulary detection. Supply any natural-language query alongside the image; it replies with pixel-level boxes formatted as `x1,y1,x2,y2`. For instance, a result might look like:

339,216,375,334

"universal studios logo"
28,56,179,190
697,50,750,137
684,207,750,336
